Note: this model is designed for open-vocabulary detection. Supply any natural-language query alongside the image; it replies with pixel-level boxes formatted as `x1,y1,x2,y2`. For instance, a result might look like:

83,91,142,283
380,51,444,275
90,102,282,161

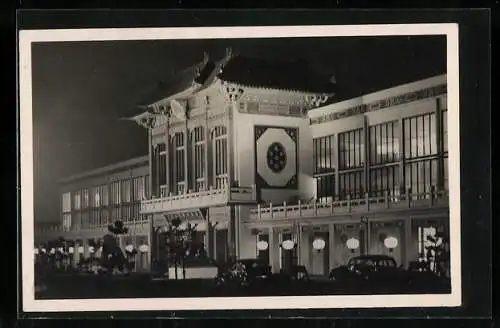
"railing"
140,184,257,214
249,189,449,221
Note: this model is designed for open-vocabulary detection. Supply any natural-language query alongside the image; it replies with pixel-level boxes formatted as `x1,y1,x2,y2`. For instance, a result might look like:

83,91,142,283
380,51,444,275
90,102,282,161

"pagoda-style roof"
126,50,336,120
218,54,336,94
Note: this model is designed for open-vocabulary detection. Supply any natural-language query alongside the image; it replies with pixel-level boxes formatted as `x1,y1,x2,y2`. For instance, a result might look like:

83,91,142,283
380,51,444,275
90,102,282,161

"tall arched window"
192,126,206,191
174,132,186,195
212,125,228,189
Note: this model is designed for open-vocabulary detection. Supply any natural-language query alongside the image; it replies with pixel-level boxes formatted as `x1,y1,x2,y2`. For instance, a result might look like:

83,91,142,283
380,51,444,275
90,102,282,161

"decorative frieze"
310,84,447,125
238,101,306,117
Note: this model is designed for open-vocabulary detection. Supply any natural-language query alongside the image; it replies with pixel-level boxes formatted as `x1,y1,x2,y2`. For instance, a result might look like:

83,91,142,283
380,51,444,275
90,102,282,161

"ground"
34,273,451,299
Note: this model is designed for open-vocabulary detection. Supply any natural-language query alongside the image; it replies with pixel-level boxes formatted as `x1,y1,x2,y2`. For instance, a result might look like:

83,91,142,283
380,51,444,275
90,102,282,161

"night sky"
31,35,446,223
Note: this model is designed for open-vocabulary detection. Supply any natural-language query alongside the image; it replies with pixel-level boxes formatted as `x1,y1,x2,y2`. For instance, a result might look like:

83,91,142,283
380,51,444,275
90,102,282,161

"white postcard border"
19,23,461,312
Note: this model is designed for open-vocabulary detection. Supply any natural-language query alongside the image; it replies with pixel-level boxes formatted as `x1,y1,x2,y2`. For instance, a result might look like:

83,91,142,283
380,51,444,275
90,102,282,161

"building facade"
35,156,152,271
38,50,449,276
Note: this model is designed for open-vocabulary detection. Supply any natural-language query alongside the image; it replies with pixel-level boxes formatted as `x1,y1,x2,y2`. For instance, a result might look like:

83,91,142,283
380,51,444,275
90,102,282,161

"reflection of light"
68,247,74,254
57,247,63,253
138,244,149,253
257,240,268,251
282,240,295,250
312,238,326,250
50,248,56,254
125,244,135,252
41,248,47,253
384,236,398,249
34,248,39,255
346,237,360,250
88,246,95,253
77,246,84,254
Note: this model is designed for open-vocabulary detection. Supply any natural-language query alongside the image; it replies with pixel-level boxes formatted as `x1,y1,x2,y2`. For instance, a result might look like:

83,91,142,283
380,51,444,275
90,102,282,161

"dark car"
329,255,408,289
215,259,272,288
329,255,450,293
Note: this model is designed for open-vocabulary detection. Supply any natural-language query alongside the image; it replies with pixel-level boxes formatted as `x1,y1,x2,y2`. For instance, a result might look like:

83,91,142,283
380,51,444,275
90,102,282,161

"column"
334,134,339,197
398,117,405,195
228,205,236,261
165,117,170,194
404,217,413,269
363,116,369,194
268,227,280,274
328,223,335,271
299,225,310,270
204,109,209,190
148,128,154,198
435,98,445,192
183,120,189,191
226,105,234,187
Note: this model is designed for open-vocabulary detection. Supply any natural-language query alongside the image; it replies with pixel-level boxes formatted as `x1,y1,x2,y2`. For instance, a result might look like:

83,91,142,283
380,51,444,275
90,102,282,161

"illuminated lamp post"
312,238,326,253
384,236,398,253
346,237,360,253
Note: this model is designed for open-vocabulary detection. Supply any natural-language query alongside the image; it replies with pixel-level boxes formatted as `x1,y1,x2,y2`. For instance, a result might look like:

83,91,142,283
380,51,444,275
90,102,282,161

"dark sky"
31,35,446,223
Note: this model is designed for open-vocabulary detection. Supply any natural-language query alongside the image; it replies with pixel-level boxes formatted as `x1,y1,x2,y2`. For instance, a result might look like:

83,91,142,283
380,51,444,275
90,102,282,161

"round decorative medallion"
266,142,287,173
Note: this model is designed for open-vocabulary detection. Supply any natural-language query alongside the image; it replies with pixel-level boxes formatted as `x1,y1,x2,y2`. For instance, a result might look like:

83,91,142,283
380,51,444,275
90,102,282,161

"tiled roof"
218,54,336,94
131,53,336,117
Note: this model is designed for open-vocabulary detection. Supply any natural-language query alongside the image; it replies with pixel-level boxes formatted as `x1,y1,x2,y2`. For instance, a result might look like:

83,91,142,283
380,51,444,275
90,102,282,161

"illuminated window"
212,126,228,189
192,126,206,191
313,135,335,174
338,128,364,169
62,192,71,213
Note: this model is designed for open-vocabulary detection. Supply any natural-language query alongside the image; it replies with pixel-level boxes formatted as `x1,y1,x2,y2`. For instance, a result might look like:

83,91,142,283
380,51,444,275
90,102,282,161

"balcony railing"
140,185,256,214
249,189,449,221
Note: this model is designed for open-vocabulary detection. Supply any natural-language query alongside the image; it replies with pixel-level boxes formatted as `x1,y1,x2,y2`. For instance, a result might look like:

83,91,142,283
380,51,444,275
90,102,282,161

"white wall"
232,106,315,205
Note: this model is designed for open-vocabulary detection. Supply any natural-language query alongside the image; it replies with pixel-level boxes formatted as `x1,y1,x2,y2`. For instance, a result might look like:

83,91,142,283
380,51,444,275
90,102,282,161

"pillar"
404,217,414,269
299,226,310,270
328,223,335,271
268,227,280,274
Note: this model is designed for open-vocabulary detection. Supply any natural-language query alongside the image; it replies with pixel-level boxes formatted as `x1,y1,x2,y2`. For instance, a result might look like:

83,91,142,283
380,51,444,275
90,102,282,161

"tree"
163,217,200,280
101,220,129,274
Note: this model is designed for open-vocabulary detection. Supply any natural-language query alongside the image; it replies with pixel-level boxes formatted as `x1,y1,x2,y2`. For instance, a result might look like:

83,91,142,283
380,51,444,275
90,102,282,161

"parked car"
329,255,410,289
329,255,450,293
215,259,272,288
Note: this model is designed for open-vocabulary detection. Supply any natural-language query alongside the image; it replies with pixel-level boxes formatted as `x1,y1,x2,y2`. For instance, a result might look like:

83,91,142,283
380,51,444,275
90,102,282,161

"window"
121,179,131,203
110,181,121,204
82,188,89,209
193,126,206,191
62,192,71,213
156,143,167,196
369,121,400,165
404,159,438,197
81,211,89,228
442,110,448,153
99,184,109,206
73,190,81,210
62,213,71,231
313,135,335,174
213,126,228,189
443,157,448,191
403,113,437,159
91,186,100,207
315,174,336,203
338,128,364,169
339,171,364,199
132,176,146,201
369,165,400,197
174,133,185,194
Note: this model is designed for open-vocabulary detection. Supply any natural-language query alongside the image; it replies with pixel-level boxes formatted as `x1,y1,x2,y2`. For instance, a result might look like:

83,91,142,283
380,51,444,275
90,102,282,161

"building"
38,49,449,276
35,156,152,271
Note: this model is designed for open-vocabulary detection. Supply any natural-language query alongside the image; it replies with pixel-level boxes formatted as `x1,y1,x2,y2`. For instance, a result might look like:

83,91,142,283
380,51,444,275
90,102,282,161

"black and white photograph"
19,24,461,312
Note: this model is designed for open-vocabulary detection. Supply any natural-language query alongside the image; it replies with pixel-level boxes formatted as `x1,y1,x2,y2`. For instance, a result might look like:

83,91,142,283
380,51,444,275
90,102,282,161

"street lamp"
257,240,269,251
384,236,398,252
346,237,360,253
312,238,326,252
